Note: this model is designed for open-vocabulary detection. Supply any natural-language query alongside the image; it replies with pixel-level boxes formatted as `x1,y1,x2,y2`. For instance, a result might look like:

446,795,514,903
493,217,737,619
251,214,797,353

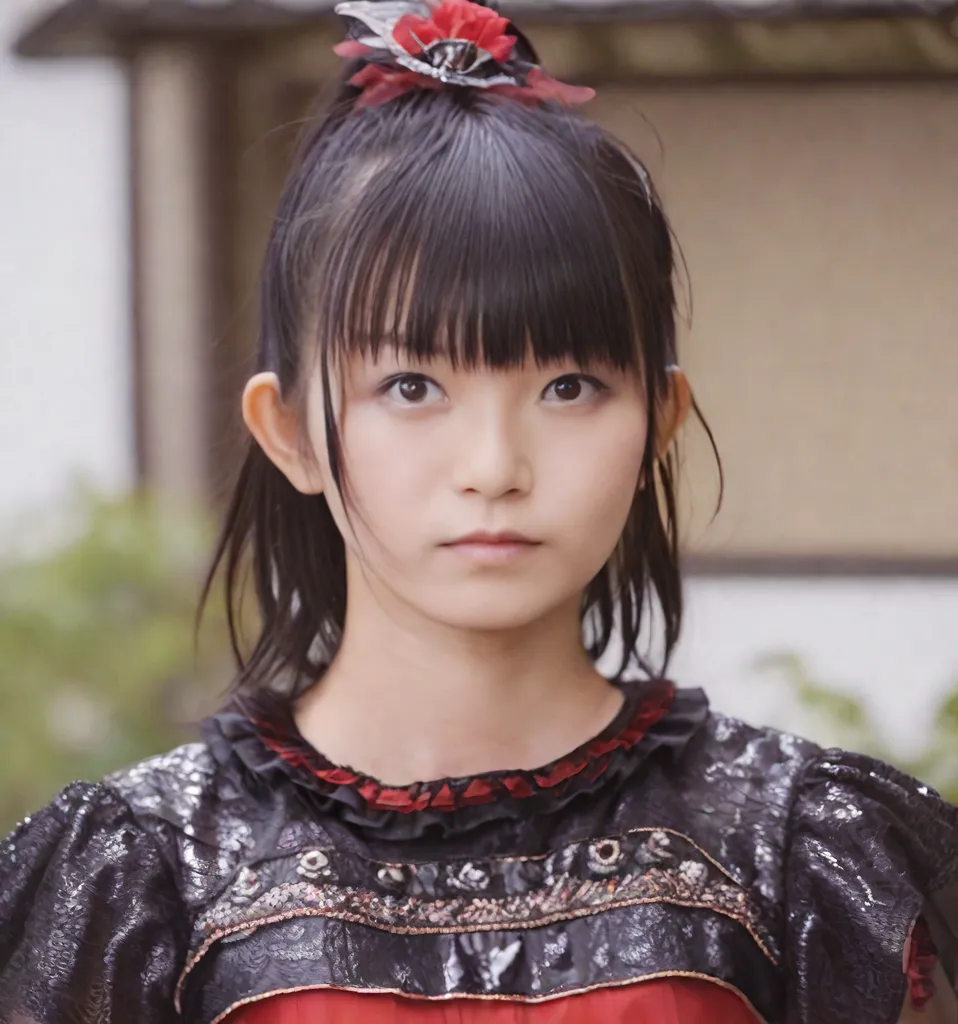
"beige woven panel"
594,83,958,558
234,62,958,559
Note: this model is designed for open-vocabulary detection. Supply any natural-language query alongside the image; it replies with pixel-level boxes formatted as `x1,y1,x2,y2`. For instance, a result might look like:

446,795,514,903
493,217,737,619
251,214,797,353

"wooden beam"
593,17,958,78
684,554,958,577
131,42,217,500
14,0,958,69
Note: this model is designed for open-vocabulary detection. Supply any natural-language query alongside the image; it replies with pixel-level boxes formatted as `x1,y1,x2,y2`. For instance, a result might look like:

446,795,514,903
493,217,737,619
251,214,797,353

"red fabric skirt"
227,977,760,1022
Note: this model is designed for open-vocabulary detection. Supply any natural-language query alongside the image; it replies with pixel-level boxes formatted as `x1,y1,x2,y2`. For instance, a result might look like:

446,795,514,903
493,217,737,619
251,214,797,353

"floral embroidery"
587,839,622,875
193,828,776,966
448,862,490,891
199,866,757,940
679,860,708,886
377,865,407,887
233,867,261,902
647,831,671,859
297,849,331,881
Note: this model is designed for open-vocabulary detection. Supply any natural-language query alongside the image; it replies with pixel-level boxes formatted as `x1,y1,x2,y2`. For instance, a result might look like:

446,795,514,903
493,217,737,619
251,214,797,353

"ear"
242,372,324,495
656,367,692,457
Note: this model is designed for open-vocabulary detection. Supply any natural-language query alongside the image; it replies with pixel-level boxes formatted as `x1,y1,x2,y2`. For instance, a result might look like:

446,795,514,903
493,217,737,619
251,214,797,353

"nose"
451,403,533,499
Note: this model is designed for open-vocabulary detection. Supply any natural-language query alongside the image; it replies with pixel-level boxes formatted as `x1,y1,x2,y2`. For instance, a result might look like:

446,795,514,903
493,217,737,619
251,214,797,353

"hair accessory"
334,0,594,108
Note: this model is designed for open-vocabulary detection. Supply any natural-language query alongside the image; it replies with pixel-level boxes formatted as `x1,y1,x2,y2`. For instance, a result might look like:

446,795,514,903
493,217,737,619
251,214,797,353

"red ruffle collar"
251,678,675,815
206,680,709,839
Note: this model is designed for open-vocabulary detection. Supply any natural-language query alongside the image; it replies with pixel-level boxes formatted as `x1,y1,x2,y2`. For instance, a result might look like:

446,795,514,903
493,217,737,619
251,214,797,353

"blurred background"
1,0,957,831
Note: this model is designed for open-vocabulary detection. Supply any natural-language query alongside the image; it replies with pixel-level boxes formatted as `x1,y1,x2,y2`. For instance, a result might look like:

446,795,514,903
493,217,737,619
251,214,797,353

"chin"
419,587,572,634
436,610,545,633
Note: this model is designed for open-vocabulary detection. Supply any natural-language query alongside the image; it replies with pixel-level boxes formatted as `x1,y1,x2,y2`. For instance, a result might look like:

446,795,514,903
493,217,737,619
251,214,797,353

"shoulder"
698,706,822,776
0,779,186,918
606,696,824,922
691,706,958,880
615,689,824,842
666,699,823,820
629,693,953,903
2,779,156,861
106,740,221,833
643,698,958,1021
1,745,238,890
0,781,191,1014
104,740,261,900
672,701,957,877
787,743,958,894
782,746,958,1021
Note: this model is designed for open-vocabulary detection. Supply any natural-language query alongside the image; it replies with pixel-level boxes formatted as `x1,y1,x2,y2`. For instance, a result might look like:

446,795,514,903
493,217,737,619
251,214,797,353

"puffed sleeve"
0,781,190,1023
785,750,958,1024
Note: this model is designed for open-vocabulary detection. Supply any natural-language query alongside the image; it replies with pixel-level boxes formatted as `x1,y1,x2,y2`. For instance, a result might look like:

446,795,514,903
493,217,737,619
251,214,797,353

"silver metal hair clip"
334,0,594,108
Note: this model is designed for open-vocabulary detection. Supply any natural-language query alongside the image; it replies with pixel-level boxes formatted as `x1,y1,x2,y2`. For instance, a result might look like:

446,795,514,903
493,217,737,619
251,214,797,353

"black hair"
201,36,719,702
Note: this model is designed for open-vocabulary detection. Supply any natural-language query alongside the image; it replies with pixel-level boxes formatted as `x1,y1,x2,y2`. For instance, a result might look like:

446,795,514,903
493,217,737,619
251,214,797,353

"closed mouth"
443,532,540,547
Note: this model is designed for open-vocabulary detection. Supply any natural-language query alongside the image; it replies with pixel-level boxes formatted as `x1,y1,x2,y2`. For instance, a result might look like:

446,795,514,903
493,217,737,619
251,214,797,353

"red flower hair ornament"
334,0,594,108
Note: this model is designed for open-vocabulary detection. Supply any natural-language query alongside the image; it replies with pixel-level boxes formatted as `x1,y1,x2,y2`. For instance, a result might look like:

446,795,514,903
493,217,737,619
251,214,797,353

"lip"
444,531,539,546
441,531,541,564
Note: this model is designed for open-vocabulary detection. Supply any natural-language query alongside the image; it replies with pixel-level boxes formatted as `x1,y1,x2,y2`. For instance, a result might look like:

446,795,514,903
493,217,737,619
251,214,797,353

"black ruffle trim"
203,682,709,841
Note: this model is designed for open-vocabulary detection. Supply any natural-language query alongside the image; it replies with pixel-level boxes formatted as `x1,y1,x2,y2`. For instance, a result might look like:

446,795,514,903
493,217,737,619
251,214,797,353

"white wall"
673,578,958,760
0,1,132,543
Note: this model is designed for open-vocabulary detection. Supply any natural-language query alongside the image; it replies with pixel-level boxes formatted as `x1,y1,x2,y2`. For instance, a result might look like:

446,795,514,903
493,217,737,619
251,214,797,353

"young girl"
1,1,956,1021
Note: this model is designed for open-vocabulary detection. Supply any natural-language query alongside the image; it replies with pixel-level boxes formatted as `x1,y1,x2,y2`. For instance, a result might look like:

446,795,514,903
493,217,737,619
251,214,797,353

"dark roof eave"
14,0,958,59
14,0,333,58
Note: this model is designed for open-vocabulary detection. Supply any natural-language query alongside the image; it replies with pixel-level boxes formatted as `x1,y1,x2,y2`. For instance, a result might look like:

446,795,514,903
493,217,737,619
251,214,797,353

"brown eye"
398,378,428,403
542,374,606,404
552,377,582,401
383,374,445,406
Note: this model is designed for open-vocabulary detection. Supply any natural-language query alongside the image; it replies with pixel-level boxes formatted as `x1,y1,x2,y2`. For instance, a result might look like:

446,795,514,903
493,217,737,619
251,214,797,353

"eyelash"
379,372,609,406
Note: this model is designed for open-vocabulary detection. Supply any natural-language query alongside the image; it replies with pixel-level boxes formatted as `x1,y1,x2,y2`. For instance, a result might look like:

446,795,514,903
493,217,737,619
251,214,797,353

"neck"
294,579,623,786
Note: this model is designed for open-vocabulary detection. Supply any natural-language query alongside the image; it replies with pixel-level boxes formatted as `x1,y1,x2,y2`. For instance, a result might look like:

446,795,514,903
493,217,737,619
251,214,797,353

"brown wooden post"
130,42,219,502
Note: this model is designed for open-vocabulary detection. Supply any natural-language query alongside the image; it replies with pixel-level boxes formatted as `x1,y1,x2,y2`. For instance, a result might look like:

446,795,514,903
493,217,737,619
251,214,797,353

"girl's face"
247,349,683,636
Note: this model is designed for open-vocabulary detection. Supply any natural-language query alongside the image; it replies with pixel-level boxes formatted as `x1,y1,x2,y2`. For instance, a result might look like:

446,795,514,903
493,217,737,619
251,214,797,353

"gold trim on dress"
206,971,770,1024
176,894,775,1011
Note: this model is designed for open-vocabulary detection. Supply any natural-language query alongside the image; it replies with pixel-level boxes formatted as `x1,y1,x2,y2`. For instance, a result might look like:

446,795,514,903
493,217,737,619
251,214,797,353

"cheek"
550,413,647,533
582,455,643,540
303,388,437,562
331,411,437,540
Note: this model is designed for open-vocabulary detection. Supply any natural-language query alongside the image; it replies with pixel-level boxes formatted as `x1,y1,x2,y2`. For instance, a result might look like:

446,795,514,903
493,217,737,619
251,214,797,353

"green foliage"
754,652,958,804
0,492,234,833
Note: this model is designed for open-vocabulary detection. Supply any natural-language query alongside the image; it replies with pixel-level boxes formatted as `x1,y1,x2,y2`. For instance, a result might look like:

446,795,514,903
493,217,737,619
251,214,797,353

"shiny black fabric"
1,686,956,1024
0,783,189,1023
785,753,958,1023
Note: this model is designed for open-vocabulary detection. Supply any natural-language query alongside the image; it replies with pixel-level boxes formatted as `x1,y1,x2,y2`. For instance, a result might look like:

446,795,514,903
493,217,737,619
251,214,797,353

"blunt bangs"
286,92,670,378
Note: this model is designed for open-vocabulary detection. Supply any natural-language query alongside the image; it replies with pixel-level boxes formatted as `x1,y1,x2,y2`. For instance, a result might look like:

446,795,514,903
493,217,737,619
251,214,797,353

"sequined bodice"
2,682,956,1024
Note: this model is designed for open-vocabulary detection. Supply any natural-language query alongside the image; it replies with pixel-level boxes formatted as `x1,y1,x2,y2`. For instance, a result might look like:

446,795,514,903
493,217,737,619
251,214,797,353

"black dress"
1,680,956,1023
